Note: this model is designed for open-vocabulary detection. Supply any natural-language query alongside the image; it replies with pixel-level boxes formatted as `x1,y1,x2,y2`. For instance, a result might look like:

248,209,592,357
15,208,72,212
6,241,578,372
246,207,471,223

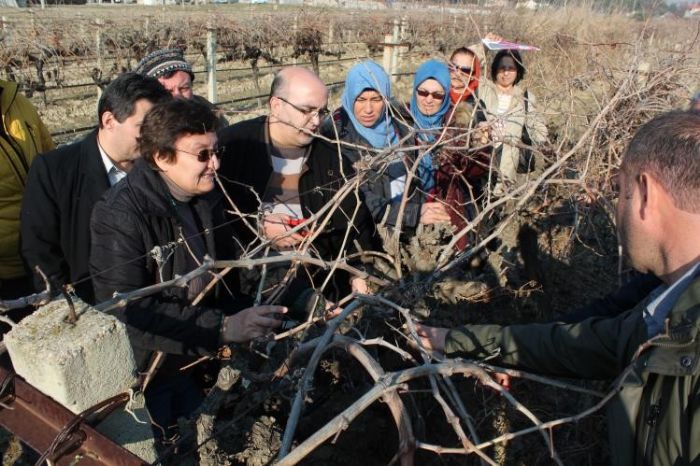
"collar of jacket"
480,81,526,108
123,158,221,219
80,130,111,191
637,276,700,377
263,115,311,176
0,80,18,116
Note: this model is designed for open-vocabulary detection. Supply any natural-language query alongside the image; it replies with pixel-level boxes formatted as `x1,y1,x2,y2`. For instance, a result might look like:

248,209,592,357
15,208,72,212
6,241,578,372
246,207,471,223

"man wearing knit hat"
136,48,195,99
136,48,228,126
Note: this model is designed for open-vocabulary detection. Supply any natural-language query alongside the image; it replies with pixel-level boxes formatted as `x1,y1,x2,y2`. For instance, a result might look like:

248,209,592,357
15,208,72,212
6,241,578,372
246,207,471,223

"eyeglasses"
176,146,225,163
416,88,446,101
450,64,473,75
276,96,330,120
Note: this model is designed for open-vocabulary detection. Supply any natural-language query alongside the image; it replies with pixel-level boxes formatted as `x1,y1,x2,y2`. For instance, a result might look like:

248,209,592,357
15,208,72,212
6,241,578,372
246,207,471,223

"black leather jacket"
90,159,246,369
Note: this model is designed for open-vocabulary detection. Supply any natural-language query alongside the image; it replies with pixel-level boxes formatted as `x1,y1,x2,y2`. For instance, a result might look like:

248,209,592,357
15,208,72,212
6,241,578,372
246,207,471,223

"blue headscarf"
410,59,451,193
341,61,399,149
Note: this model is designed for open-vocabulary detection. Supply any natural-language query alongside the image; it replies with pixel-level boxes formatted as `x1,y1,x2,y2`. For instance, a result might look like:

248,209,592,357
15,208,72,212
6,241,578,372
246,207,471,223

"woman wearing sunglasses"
448,46,482,108
323,60,447,239
90,98,285,441
479,49,548,196
409,59,452,194
410,59,491,251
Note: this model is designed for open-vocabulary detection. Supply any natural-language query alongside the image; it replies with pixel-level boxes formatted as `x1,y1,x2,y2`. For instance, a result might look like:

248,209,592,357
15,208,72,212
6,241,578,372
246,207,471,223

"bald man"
217,67,374,303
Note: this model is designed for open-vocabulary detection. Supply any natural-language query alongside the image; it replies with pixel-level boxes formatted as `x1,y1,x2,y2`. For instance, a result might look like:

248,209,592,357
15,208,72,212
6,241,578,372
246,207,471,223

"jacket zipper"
643,400,662,466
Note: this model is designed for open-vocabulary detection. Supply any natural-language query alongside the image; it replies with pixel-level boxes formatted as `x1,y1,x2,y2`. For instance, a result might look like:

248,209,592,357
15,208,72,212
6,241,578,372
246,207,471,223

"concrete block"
5,297,138,413
5,297,158,461
96,391,158,463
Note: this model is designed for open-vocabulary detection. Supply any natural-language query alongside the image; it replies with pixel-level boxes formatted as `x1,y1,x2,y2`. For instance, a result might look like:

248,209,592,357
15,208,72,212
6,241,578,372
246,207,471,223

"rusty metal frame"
0,363,148,466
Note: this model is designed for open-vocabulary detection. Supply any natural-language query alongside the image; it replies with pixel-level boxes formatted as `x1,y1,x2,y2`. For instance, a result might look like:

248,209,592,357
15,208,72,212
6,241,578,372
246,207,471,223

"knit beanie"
135,48,194,81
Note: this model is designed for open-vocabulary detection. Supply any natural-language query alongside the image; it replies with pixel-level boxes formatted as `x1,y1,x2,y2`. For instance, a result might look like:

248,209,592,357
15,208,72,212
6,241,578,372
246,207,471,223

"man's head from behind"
136,48,195,99
268,67,329,148
97,72,171,169
617,110,700,279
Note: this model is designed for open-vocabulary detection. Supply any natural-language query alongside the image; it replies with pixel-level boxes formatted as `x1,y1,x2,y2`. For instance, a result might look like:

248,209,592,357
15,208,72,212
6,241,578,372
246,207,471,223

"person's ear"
153,151,170,171
269,96,281,117
638,172,666,222
100,111,116,130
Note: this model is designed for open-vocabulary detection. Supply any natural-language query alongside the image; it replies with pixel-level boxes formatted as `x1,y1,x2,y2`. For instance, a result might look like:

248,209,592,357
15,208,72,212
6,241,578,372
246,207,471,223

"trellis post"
207,22,218,104
95,19,104,102
390,18,399,83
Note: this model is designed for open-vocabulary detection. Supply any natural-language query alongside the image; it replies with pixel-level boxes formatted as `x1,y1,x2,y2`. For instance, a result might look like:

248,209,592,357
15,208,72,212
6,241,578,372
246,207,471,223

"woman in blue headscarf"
339,60,399,152
322,60,450,234
410,59,452,193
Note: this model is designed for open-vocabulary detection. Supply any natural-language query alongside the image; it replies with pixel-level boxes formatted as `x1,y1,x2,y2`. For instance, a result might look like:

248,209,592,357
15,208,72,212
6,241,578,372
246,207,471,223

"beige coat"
478,81,548,187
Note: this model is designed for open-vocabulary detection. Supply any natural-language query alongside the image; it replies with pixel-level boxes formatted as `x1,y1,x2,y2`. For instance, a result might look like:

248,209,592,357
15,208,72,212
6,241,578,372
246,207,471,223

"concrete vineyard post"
398,17,408,78
207,23,218,104
95,19,104,102
292,15,298,65
382,34,393,77
391,18,399,83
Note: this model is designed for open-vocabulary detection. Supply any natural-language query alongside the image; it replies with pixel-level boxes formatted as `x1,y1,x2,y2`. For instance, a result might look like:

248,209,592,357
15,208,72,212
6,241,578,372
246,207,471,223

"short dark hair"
449,47,475,62
623,110,700,213
97,73,170,128
490,49,525,85
138,98,220,167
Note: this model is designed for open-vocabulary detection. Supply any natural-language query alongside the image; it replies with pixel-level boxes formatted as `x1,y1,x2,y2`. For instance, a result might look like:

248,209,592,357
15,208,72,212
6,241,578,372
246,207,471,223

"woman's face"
353,89,385,128
495,56,518,89
450,52,475,92
415,79,446,116
156,132,220,197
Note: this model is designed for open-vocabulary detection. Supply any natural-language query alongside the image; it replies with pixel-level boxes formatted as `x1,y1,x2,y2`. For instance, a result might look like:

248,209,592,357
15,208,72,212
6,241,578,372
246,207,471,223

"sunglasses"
176,146,225,163
450,64,473,75
416,88,446,101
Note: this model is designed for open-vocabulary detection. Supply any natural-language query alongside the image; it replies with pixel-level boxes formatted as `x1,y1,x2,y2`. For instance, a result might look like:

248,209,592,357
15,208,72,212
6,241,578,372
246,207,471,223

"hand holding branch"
414,323,449,353
221,305,287,343
262,213,306,249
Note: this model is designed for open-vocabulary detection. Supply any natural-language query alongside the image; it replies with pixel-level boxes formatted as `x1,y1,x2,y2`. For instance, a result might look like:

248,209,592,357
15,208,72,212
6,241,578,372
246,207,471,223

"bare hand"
476,121,490,145
221,305,287,343
414,323,449,352
350,277,370,295
262,213,305,249
492,372,511,391
420,202,451,225
484,32,504,42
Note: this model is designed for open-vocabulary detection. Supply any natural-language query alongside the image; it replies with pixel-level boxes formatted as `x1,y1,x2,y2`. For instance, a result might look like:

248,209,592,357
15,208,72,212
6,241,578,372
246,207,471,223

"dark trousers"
145,373,204,441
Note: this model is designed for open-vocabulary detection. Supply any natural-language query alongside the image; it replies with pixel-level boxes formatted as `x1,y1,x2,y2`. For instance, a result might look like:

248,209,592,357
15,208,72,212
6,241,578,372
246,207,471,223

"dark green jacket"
446,277,700,466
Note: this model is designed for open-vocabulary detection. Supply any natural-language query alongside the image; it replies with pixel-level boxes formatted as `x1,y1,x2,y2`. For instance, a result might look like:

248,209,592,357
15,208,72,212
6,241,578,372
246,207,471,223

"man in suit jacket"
20,72,170,303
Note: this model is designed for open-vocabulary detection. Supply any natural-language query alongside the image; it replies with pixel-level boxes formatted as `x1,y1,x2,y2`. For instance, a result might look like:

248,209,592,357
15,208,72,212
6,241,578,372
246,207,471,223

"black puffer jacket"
90,159,246,369
321,107,425,231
